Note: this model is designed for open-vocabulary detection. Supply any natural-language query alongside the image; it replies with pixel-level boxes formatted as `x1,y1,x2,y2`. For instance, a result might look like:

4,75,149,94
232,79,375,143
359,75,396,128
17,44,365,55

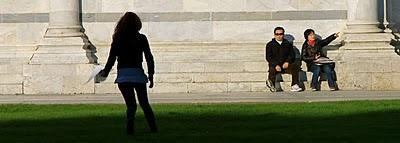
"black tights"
118,83,157,131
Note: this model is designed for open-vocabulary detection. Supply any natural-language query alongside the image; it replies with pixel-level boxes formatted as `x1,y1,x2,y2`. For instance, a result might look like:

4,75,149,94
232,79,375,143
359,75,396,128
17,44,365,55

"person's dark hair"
304,29,315,40
112,12,142,43
274,27,285,34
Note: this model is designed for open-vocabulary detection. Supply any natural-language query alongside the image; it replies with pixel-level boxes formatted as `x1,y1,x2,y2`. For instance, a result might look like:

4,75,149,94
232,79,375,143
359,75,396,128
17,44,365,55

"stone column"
346,0,382,33
45,0,84,37
23,0,97,94
339,0,397,91
383,0,392,33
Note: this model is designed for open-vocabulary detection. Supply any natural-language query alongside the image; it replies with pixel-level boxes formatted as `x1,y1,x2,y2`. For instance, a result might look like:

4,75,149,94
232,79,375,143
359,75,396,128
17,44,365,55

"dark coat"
265,38,296,68
103,33,154,75
301,34,337,71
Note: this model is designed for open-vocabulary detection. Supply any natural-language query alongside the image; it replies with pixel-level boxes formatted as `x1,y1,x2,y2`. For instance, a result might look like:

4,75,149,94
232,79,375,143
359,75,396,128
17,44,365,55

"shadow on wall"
390,33,400,56
284,34,302,63
79,0,98,64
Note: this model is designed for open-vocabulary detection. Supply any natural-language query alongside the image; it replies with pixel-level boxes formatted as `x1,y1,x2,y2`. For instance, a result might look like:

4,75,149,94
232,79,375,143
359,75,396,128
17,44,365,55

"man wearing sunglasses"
265,27,302,92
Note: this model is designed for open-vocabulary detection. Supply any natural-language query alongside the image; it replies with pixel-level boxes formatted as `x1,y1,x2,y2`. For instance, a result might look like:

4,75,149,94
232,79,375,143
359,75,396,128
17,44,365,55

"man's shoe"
311,86,318,91
329,87,338,91
290,84,302,92
266,79,276,92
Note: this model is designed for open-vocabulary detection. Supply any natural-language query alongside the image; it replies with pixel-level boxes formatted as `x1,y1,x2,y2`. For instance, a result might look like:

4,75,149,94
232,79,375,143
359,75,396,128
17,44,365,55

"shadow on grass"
0,105,399,143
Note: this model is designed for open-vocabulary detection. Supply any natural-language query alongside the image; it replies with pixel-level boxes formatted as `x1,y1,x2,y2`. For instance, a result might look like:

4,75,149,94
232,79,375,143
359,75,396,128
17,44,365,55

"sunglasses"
274,33,284,35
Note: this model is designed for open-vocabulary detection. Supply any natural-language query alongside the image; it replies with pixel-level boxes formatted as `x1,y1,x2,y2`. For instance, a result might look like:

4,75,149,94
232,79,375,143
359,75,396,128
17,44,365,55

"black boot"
150,125,158,133
148,117,158,133
126,119,134,135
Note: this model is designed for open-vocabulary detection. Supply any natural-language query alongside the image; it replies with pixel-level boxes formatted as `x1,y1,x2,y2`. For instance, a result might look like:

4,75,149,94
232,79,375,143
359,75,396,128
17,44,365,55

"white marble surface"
0,24,17,45
133,0,183,12
347,0,378,24
23,64,95,94
183,0,211,12
298,0,347,10
81,0,102,13
16,23,47,44
101,0,135,13
245,0,275,11
211,0,246,12
0,0,48,13
0,85,22,94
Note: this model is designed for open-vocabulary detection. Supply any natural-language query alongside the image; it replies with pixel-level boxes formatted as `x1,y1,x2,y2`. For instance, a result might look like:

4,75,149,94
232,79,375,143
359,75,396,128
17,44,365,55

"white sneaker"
291,84,302,92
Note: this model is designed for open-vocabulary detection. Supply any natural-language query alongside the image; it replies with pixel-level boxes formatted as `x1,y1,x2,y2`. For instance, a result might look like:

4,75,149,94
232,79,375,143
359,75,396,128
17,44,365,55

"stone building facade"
0,0,399,94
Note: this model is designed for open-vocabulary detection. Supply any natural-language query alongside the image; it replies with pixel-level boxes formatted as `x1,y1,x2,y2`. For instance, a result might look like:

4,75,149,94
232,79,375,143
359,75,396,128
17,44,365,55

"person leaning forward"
265,27,302,92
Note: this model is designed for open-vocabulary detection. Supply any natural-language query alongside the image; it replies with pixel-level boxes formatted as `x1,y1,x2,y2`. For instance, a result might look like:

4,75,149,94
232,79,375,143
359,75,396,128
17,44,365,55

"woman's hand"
148,74,154,88
334,32,340,38
315,54,320,59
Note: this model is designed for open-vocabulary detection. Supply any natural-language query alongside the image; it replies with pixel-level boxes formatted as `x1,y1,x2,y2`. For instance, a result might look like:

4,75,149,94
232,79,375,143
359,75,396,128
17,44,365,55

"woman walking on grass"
99,12,157,135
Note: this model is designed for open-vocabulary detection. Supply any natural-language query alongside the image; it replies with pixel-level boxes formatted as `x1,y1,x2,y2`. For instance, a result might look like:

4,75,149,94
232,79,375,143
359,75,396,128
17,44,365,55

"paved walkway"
1,91,400,104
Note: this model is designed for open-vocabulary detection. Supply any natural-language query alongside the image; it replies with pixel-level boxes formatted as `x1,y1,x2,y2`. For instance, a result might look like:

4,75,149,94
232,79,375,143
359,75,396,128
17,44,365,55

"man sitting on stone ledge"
265,27,302,92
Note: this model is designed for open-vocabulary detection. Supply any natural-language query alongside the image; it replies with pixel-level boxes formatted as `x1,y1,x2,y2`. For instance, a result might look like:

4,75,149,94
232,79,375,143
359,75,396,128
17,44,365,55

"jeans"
311,64,335,88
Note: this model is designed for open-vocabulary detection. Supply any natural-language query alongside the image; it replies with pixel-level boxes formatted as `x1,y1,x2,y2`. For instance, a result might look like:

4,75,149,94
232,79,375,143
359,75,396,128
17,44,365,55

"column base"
23,36,99,94
23,64,95,94
31,36,98,64
345,23,383,34
44,26,85,38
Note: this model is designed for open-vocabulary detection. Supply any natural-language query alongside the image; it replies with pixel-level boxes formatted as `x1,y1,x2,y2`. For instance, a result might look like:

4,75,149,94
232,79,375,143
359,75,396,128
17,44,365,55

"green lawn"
1,101,400,143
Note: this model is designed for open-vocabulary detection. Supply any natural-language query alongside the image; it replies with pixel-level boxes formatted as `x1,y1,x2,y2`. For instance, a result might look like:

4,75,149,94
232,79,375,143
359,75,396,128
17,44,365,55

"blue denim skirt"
115,68,148,83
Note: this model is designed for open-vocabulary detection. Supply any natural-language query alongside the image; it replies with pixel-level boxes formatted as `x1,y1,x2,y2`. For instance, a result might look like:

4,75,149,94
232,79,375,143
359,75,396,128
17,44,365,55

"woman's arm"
142,35,154,76
319,33,338,47
101,42,118,76
141,34,155,88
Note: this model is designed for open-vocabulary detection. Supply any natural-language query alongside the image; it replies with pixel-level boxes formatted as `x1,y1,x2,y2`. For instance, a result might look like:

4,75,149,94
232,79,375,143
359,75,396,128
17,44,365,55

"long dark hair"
112,12,142,44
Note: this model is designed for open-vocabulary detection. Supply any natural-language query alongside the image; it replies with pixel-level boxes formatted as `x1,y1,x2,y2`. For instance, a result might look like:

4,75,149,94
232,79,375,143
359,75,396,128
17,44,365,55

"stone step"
0,46,36,51
95,43,342,63
342,45,394,51
345,24,383,34
95,81,269,93
343,41,392,47
344,33,393,47
98,70,316,83
0,64,22,75
344,29,383,34
0,46,35,64
0,74,24,84
0,58,32,64
0,74,24,95
153,51,265,62
97,61,311,77
345,33,393,41
0,84,23,94
94,77,336,94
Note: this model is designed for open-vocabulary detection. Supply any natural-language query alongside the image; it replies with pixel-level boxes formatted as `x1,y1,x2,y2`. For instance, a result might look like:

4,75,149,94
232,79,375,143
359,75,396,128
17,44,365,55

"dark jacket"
103,33,154,75
301,34,337,71
265,38,295,67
